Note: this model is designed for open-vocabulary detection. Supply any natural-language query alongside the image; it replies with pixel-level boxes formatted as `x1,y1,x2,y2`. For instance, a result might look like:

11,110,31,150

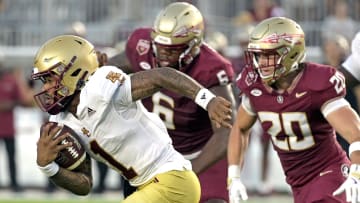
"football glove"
228,165,248,203
333,164,360,203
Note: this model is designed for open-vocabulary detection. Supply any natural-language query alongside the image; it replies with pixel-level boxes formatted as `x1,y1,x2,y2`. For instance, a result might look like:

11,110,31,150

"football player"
227,17,360,203
32,35,233,203
109,2,237,202
339,31,360,90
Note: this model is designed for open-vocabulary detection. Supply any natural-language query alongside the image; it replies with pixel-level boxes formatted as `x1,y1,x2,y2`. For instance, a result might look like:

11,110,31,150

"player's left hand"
207,96,232,129
333,164,360,203
228,177,248,202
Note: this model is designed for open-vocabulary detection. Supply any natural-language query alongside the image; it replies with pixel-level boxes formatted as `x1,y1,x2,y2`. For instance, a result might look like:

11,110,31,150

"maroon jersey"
237,62,350,188
126,28,234,154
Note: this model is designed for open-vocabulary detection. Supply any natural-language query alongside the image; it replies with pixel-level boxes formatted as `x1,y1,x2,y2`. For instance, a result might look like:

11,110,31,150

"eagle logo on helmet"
173,25,202,38
261,33,304,44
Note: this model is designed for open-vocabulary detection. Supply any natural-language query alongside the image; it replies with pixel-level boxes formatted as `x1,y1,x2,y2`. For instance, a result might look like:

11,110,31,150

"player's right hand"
207,96,232,129
37,122,71,167
228,177,248,203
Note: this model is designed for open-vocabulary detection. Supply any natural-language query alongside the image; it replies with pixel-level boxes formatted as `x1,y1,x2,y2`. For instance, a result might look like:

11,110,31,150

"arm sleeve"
321,98,350,117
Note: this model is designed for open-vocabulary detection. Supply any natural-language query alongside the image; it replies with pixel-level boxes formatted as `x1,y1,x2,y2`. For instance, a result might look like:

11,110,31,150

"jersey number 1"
90,140,137,180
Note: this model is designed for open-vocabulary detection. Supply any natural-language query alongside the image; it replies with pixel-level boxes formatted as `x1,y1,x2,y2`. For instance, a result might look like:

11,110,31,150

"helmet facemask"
32,56,87,115
245,46,296,85
152,38,200,69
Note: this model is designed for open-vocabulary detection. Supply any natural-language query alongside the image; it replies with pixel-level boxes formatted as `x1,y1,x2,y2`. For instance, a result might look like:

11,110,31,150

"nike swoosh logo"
319,170,333,176
43,56,57,62
295,91,307,98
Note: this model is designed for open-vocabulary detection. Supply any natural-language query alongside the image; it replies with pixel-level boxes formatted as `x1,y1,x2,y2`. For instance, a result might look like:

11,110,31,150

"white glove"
228,165,248,203
333,164,360,203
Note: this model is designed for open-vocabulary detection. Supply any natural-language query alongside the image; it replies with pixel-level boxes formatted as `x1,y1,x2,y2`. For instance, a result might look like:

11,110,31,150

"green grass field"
0,201,118,203
0,196,293,203
0,189,293,203
0,190,122,203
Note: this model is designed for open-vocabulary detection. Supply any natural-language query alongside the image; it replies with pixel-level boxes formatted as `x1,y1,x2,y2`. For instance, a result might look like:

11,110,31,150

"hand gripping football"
48,122,86,170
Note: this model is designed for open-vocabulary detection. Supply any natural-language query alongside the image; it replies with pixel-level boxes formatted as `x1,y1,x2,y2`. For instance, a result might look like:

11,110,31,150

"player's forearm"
228,127,250,167
131,67,202,102
191,130,229,174
239,131,250,167
50,168,92,195
49,157,93,196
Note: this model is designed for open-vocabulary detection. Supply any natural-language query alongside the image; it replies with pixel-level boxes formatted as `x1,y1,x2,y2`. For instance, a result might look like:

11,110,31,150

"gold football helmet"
32,35,99,114
151,2,204,68
245,17,306,85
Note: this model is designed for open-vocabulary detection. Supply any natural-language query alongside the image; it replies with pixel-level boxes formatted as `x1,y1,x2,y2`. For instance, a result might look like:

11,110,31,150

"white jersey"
50,66,191,186
343,31,360,81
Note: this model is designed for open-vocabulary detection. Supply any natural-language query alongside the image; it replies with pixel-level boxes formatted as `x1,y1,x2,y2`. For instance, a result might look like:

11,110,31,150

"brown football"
46,122,86,170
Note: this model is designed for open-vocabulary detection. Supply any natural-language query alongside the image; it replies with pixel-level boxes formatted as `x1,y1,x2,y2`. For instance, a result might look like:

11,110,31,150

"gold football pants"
123,170,201,203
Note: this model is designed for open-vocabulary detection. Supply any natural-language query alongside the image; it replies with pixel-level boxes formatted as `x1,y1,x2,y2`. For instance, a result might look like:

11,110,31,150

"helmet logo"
173,25,202,38
136,39,150,55
261,33,304,44
173,26,189,37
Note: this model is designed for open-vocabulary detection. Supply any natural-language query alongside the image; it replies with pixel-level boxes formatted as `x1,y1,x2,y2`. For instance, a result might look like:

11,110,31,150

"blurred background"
0,0,359,202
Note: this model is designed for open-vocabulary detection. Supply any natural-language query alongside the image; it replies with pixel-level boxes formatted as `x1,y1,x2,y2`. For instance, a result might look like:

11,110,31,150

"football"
46,122,86,170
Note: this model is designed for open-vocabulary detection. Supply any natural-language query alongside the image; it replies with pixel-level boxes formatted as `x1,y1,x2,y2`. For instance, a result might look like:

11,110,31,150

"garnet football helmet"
151,2,204,68
245,17,306,85
32,35,99,115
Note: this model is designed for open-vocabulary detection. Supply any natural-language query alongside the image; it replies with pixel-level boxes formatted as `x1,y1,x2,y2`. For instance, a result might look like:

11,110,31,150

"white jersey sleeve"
83,65,133,106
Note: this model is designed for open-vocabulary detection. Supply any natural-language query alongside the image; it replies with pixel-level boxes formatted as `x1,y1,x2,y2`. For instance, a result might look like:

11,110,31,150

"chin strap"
48,90,79,115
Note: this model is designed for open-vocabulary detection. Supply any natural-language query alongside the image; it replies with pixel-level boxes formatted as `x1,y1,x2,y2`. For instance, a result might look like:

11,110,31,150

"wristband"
349,141,360,157
195,88,216,110
38,161,60,177
228,164,241,178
